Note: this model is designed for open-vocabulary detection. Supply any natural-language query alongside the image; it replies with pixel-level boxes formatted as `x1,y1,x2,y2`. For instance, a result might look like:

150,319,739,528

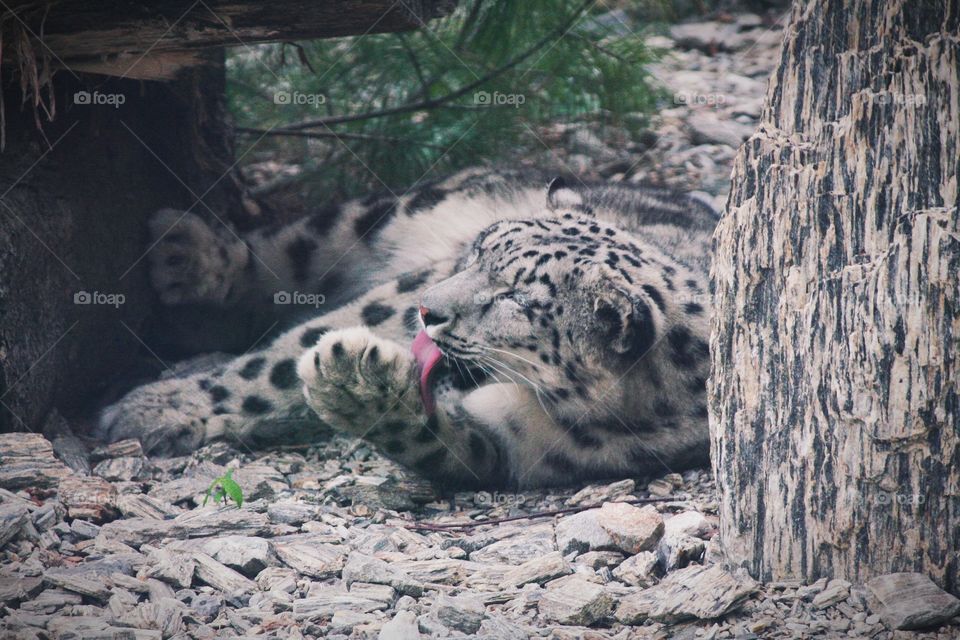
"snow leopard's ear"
546,177,584,210
593,286,658,358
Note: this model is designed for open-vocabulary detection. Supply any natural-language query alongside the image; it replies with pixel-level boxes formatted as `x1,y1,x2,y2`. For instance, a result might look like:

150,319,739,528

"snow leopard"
99,168,717,489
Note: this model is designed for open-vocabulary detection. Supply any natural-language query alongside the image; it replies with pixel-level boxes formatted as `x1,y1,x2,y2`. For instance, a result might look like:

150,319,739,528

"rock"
432,593,486,634
686,111,754,148
90,439,144,462
0,577,44,607
0,433,72,490
657,532,705,571
98,506,273,547
42,410,92,476
192,552,257,604
612,551,659,587
332,610,378,635
574,551,626,570
539,576,613,626
646,478,674,497
267,501,321,525
200,535,273,577
468,523,555,564
350,581,396,607
70,519,101,540
116,493,182,520
663,511,713,538
615,564,758,624
43,568,113,602
274,538,347,579
140,548,196,588
342,552,424,597
595,503,664,554
93,456,146,482
58,476,119,523
812,578,851,609
0,502,30,548
565,479,635,507
866,572,960,630
556,510,615,554
256,566,299,593
379,610,422,639
556,503,663,556
501,551,571,588
293,593,387,620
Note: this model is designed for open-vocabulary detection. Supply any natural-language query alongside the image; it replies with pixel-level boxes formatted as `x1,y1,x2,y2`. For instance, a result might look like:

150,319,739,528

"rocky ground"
3,9,960,640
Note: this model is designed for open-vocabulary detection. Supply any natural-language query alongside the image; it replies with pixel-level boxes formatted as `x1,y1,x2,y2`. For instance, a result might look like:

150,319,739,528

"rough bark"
711,0,960,591
3,1,458,79
0,54,238,432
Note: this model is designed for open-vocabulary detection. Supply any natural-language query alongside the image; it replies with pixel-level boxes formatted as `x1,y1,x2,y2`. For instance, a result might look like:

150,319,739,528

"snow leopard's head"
417,211,708,420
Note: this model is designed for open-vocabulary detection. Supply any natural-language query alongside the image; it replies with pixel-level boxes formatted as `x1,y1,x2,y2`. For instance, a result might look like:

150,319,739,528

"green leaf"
202,469,244,508
218,472,245,508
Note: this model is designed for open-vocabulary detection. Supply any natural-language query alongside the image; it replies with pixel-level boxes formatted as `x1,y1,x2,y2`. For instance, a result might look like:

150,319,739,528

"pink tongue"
412,330,443,413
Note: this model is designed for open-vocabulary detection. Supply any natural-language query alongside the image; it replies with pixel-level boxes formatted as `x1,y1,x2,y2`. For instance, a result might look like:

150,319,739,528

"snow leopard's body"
100,168,716,489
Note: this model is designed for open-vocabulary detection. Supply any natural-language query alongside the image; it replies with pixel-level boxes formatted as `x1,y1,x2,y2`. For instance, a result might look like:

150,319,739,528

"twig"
274,0,594,132
404,495,679,531
235,126,448,150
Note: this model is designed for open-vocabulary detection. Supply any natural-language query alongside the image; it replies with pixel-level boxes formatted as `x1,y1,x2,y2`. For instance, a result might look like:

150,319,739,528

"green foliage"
203,469,244,508
227,0,662,201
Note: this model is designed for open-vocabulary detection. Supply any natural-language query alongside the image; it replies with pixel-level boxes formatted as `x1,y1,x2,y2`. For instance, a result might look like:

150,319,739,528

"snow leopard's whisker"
475,345,542,371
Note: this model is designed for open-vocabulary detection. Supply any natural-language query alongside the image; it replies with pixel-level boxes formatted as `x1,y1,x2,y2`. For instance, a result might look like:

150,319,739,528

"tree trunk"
711,0,960,592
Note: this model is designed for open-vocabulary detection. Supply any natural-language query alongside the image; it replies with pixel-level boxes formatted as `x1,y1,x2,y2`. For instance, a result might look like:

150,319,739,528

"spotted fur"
100,169,717,488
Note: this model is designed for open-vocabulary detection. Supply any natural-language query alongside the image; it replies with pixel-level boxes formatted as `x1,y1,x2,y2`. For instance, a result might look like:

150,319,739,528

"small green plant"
203,469,244,508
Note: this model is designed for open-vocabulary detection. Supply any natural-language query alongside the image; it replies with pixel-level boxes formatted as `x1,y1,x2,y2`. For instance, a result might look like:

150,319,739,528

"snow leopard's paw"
297,327,421,436
148,209,249,305
98,377,227,457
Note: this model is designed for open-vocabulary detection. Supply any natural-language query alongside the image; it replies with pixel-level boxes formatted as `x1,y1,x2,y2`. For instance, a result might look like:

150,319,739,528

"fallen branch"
404,495,679,531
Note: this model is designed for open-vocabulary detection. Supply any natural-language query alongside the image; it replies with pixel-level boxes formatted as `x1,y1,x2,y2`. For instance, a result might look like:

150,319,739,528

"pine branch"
274,0,594,132
235,126,448,149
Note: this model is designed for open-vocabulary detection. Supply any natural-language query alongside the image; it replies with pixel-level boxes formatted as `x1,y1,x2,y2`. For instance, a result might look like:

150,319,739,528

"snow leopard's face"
419,215,666,412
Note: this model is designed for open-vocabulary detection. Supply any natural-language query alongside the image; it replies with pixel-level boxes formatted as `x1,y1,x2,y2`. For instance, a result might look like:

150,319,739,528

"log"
711,0,960,591
3,0,459,80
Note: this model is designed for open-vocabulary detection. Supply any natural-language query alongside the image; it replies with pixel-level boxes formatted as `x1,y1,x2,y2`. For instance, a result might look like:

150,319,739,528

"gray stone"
812,578,851,609
615,564,758,624
0,502,30,548
192,552,257,604
293,593,387,620
432,593,486,634
539,576,613,626
866,572,960,630
342,552,424,597
556,509,615,555
379,610,422,639
93,456,146,482
687,111,754,148
200,535,273,577
274,539,347,579
467,523,555,564
612,551,659,587
350,581,397,607
595,502,664,554
501,551,572,588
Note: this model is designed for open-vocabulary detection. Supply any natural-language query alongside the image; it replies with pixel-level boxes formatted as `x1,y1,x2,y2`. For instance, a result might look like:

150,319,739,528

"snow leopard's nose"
419,304,450,331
